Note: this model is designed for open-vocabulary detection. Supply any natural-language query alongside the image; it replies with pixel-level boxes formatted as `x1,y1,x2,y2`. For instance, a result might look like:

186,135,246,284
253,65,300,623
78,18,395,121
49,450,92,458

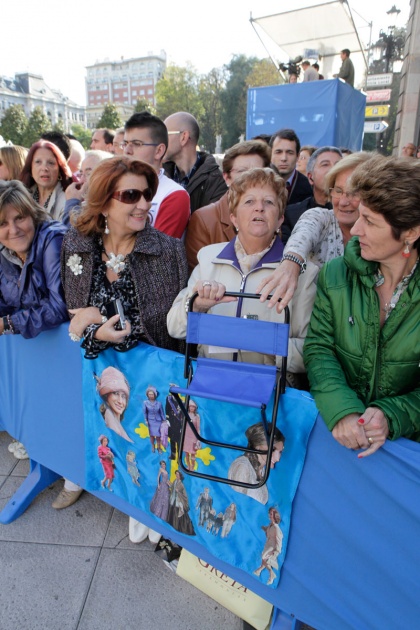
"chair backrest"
186,311,289,357
186,292,290,358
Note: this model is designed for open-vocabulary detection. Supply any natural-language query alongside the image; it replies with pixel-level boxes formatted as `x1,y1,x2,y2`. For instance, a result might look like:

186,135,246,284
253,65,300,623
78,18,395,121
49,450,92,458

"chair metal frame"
170,292,290,488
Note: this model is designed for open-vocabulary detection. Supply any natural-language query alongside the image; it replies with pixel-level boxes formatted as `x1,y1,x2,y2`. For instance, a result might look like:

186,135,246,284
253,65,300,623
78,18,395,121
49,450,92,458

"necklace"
378,289,395,314
33,186,53,209
103,249,126,274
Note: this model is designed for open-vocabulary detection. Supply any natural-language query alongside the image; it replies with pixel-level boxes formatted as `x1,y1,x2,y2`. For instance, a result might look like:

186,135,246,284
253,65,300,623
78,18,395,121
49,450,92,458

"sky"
1,0,410,106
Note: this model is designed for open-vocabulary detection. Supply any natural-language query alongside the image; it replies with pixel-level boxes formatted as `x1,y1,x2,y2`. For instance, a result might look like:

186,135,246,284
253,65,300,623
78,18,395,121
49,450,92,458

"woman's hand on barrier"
94,315,132,343
332,413,370,451
69,307,103,337
192,280,237,313
357,407,389,459
257,259,301,313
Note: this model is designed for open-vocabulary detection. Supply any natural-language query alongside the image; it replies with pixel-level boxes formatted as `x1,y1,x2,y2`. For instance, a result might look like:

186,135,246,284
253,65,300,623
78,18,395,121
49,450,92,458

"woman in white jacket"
167,167,318,387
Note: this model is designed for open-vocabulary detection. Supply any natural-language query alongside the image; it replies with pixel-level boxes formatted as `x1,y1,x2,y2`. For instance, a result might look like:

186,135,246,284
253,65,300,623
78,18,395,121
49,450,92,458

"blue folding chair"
170,292,290,487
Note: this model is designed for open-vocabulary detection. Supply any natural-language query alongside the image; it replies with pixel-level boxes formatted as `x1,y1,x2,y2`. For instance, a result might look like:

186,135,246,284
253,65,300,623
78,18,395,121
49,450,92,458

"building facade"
394,0,420,153
0,73,86,131
85,51,166,128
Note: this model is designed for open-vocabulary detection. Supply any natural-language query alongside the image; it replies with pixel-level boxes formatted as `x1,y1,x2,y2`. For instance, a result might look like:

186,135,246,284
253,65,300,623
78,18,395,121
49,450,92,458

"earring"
402,241,410,258
104,216,110,235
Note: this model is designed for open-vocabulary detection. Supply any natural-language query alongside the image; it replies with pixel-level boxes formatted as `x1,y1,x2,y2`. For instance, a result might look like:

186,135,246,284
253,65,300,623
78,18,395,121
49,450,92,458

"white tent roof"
250,1,368,80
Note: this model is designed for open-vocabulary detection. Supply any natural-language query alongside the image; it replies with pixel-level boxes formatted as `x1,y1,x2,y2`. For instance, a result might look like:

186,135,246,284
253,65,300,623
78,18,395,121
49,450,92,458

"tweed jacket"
61,223,188,352
185,191,235,273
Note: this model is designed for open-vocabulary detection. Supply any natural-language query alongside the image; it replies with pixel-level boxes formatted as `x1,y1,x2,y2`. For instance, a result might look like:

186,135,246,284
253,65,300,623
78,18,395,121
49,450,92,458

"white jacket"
167,238,318,374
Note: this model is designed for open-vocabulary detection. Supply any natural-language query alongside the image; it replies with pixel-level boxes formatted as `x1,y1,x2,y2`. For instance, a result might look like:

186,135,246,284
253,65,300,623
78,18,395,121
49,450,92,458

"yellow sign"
365,105,390,118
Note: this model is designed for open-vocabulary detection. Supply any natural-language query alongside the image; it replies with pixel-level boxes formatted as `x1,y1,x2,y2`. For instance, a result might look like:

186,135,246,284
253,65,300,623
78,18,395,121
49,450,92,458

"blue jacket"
0,220,69,338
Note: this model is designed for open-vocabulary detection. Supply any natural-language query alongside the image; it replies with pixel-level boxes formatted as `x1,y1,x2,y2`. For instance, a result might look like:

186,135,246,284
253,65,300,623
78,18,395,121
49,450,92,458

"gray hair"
307,146,342,175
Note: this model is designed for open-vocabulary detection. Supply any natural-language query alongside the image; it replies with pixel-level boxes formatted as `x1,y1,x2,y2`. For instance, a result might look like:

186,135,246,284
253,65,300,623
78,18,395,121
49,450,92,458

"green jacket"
303,238,420,441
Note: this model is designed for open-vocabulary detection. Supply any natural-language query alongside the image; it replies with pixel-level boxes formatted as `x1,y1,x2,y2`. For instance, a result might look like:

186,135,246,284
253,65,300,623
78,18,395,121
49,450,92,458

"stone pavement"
0,431,243,630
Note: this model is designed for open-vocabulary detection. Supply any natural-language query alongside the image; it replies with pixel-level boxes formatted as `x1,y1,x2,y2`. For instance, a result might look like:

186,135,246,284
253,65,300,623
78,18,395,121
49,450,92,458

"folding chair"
170,292,290,488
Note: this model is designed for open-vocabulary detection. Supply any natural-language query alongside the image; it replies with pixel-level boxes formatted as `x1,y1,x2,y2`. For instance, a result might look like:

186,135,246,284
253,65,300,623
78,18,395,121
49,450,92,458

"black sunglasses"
111,188,153,204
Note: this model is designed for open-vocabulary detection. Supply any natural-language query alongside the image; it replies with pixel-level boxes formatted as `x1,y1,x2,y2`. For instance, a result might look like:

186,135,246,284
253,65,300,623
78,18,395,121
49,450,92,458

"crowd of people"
1,109,420,533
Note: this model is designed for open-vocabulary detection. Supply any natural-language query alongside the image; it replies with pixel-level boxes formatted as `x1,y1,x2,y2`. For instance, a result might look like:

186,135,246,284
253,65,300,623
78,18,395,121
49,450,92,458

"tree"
198,68,225,153
96,103,123,129
246,58,283,88
71,124,92,150
134,98,156,115
53,119,65,134
0,104,28,145
22,106,51,147
221,55,259,150
155,64,203,121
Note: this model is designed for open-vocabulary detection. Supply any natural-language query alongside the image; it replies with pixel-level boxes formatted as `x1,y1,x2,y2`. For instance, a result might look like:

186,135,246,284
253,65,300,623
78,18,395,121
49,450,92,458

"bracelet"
281,254,307,275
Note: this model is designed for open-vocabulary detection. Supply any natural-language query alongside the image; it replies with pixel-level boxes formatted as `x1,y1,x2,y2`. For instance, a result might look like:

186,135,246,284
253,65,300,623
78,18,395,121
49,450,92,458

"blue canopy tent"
246,79,366,150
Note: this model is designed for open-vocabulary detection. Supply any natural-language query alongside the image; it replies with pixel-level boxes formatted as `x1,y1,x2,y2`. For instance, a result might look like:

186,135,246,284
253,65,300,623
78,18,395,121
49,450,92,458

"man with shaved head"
164,111,227,212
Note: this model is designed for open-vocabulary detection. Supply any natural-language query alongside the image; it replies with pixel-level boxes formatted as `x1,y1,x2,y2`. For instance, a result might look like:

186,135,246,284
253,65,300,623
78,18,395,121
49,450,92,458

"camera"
105,298,127,331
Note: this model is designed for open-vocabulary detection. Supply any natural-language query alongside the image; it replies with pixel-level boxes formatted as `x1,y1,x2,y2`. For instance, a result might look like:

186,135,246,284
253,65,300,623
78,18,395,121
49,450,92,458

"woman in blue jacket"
0,180,68,457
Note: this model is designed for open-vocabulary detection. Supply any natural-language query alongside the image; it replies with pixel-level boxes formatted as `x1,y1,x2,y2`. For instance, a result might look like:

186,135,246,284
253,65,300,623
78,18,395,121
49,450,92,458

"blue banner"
82,342,317,587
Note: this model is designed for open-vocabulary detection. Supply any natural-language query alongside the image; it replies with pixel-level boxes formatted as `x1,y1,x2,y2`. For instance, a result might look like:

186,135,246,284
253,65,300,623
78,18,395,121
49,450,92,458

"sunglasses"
111,188,153,204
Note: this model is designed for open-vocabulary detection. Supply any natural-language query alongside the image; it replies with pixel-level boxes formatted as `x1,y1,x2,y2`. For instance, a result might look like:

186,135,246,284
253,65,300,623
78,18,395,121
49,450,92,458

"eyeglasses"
329,187,360,200
167,130,184,135
111,188,154,204
120,140,158,150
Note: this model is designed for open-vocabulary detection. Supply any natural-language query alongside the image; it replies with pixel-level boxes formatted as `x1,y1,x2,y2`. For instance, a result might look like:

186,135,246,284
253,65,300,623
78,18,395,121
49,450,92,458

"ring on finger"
368,437,374,445
202,281,212,287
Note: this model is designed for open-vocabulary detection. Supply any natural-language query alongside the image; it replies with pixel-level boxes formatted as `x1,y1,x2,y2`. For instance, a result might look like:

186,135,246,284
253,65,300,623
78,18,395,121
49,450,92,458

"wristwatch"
281,254,307,275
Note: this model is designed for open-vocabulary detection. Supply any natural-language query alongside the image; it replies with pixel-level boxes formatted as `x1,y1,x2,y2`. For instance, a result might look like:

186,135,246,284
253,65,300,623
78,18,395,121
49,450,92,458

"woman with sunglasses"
61,155,187,360
56,156,187,511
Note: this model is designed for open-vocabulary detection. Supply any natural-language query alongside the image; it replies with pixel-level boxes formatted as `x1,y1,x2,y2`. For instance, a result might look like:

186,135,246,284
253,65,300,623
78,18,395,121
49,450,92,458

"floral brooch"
67,254,83,276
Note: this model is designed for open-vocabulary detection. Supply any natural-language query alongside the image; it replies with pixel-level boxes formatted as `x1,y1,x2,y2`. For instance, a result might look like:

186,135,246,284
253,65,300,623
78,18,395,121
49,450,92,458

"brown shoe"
52,488,83,509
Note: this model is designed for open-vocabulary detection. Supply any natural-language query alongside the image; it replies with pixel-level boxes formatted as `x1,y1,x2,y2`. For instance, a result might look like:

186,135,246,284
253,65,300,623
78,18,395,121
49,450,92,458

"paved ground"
0,431,243,630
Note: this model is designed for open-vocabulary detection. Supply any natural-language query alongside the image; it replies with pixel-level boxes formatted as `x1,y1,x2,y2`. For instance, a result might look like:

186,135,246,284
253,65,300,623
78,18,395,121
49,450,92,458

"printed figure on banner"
98,435,116,491
95,367,133,443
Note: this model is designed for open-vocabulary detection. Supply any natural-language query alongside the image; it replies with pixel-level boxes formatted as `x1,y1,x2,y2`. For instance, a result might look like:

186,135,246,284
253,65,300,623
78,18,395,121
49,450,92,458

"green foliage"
134,98,156,115
71,124,93,150
153,55,275,153
96,103,123,129
155,64,203,121
0,104,28,145
53,119,65,134
22,106,51,147
198,68,225,153
246,59,283,88
221,54,259,150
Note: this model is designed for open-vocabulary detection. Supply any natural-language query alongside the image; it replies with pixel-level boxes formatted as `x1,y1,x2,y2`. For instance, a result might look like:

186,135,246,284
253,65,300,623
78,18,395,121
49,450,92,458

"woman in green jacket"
303,154,420,458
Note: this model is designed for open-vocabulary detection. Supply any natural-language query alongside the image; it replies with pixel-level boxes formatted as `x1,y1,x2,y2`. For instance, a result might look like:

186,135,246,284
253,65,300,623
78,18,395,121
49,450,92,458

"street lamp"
377,5,403,72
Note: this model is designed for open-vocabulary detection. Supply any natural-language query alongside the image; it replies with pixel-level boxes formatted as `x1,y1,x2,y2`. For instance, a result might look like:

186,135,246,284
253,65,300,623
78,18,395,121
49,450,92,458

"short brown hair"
73,155,158,236
349,154,420,249
222,140,271,174
0,180,49,227
228,168,287,218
